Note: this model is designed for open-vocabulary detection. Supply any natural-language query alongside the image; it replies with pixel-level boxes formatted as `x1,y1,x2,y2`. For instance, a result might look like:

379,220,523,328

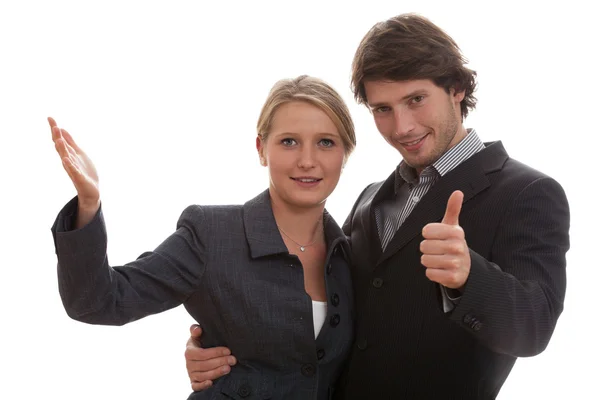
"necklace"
277,220,322,252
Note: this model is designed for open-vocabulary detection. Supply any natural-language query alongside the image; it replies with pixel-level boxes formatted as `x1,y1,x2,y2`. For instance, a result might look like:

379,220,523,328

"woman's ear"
256,136,267,166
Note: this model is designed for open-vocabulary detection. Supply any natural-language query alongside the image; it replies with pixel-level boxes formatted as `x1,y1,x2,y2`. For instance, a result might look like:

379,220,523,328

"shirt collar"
395,128,485,193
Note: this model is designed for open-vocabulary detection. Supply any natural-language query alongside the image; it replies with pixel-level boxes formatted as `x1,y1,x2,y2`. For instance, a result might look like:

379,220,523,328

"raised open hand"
49,117,100,210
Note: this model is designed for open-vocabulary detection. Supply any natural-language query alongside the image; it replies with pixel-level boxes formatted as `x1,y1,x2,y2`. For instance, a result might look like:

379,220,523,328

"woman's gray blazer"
51,189,354,400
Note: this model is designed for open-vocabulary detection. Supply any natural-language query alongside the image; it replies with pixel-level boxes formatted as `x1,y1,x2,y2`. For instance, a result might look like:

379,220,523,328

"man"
184,13,570,399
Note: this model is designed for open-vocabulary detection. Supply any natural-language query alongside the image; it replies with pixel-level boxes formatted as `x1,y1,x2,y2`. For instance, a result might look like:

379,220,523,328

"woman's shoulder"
178,204,244,228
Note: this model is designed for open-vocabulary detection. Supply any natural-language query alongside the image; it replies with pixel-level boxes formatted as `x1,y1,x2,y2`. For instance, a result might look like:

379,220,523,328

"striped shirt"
374,128,485,312
376,128,485,248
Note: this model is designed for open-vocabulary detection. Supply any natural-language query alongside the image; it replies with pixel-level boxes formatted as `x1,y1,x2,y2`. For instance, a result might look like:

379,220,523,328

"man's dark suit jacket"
52,189,354,400
335,141,570,400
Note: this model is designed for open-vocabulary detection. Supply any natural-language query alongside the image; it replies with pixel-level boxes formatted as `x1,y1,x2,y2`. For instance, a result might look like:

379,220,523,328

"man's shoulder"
474,147,566,205
496,152,556,185
357,180,386,204
473,141,556,183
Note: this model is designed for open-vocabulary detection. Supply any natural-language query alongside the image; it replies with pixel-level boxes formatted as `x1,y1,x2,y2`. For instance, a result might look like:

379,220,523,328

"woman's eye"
320,139,334,147
281,138,296,146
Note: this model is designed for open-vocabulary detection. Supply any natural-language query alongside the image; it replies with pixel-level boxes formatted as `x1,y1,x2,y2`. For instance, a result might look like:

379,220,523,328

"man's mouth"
400,135,427,146
397,133,429,151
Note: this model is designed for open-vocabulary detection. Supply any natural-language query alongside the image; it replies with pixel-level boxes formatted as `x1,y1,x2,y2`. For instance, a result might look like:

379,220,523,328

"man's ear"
452,87,465,103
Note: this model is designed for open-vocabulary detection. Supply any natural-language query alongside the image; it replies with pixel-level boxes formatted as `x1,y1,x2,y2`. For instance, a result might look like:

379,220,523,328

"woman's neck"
270,195,325,245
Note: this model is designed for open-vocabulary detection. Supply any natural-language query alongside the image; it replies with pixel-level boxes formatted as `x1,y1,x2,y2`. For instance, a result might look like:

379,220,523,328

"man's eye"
374,106,390,113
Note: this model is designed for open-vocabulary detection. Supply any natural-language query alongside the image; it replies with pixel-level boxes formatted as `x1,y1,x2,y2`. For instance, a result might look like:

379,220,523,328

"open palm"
48,117,100,209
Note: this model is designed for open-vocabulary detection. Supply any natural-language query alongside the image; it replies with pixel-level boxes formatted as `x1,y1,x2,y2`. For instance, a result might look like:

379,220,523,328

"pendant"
300,246,306,252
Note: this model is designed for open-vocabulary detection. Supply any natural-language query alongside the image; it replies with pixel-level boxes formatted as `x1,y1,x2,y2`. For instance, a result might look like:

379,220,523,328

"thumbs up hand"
420,190,471,290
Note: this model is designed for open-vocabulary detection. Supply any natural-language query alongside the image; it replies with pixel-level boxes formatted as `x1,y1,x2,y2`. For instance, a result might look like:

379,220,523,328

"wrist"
75,198,100,229
78,197,100,212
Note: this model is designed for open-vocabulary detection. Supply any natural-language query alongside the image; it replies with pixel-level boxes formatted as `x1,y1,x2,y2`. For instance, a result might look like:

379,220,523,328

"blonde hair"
256,75,356,158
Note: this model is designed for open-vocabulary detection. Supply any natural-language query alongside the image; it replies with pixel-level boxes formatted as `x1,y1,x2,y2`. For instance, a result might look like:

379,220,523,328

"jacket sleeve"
51,196,207,326
449,177,570,357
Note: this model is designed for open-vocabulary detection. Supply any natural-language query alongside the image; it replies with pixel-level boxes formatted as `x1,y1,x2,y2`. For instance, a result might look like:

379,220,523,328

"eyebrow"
274,131,340,137
368,89,428,109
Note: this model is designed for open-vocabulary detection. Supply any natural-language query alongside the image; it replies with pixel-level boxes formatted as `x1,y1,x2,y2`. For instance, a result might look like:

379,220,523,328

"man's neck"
416,126,468,175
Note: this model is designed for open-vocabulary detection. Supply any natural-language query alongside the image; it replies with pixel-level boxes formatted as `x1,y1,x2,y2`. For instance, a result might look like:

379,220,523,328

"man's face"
364,79,465,174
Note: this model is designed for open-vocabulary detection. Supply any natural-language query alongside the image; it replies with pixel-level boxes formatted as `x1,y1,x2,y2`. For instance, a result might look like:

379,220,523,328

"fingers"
48,116,57,129
51,125,62,142
187,354,237,374
424,268,464,288
185,345,232,362
420,239,465,255
49,117,64,143
185,324,235,391
190,324,202,338
191,379,213,392
186,347,236,389
51,123,81,174
422,223,464,240
61,157,79,183
420,254,461,269
55,135,77,160
61,156,87,188
442,190,464,226
60,128,82,152
188,360,235,383
48,117,80,153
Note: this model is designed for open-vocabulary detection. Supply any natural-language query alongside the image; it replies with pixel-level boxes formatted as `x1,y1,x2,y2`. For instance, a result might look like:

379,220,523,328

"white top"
312,300,328,338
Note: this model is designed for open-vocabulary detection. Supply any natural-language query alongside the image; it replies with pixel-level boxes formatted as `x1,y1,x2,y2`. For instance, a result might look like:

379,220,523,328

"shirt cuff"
440,284,462,313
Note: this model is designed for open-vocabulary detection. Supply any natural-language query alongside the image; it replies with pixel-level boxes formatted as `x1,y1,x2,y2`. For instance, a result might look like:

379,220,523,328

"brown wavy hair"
351,13,477,119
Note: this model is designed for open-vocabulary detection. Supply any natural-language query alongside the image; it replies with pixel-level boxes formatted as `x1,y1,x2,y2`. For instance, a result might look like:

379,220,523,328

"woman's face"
257,101,346,210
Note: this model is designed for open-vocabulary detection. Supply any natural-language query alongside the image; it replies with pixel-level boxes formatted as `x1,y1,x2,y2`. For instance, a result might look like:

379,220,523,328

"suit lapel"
376,141,508,266
367,174,396,265
349,172,395,268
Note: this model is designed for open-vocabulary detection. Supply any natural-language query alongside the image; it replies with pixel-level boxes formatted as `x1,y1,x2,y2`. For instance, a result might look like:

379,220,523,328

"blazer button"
472,321,483,331
327,263,333,275
357,339,368,350
463,314,474,325
317,348,326,360
331,293,340,307
330,314,341,327
238,383,252,398
301,363,316,377
372,278,383,288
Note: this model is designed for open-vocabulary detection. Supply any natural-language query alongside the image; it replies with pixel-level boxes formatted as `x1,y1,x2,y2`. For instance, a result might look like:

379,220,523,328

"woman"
49,75,356,400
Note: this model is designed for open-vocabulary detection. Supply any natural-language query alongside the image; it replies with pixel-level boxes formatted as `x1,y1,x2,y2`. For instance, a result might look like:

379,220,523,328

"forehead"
270,101,339,135
364,79,437,105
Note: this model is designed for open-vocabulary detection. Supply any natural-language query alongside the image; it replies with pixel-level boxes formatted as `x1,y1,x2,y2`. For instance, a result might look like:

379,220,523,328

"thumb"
189,324,202,338
442,190,464,225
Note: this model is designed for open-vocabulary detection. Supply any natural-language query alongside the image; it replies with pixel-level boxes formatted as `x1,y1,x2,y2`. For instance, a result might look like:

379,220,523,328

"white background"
1,1,597,398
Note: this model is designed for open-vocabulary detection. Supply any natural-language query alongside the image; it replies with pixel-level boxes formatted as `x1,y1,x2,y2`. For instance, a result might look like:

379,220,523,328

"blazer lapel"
376,141,508,266
356,172,395,266
243,190,289,258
